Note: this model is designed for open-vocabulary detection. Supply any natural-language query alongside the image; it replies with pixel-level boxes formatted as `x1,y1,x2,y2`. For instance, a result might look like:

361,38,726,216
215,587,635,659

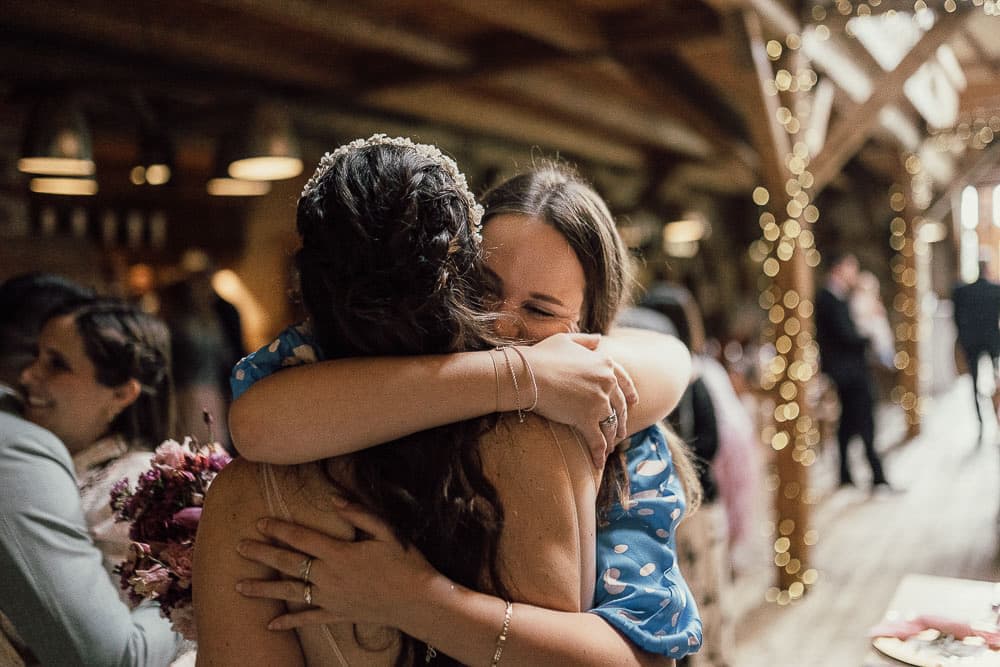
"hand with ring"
518,333,636,466
235,500,440,631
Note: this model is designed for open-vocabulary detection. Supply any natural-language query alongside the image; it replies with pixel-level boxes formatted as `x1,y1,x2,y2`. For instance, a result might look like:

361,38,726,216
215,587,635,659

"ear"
110,378,142,416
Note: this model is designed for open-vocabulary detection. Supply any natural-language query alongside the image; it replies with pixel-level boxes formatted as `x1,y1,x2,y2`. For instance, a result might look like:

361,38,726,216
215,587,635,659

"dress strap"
259,464,294,522
257,464,351,666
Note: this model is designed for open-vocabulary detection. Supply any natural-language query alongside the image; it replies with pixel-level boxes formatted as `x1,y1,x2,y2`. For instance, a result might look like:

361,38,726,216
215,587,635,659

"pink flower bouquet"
110,437,231,640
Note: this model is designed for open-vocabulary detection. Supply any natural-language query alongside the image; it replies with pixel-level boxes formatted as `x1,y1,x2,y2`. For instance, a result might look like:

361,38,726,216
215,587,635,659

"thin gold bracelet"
488,348,502,413
509,346,538,413
497,346,524,422
491,600,513,666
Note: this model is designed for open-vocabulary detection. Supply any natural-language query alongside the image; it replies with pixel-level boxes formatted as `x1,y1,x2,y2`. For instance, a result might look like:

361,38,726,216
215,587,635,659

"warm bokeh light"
228,156,303,181
207,177,271,197
18,157,96,176
29,177,98,195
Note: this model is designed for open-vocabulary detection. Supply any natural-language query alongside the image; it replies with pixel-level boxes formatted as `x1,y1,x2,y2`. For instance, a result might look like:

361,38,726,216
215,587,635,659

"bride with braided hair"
195,137,611,665
197,137,702,665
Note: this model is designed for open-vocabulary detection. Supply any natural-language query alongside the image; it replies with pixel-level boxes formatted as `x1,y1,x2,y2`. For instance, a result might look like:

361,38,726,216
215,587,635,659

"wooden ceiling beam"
3,2,351,92
362,83,646,167
607,3,721,54
960,82,1000,113
610,54,758,169
481,66,713,159
962,25,1000,77
434,0,606,53
732,9,793,196
809,8,973,194
924,139,1000,222
197,0,472,69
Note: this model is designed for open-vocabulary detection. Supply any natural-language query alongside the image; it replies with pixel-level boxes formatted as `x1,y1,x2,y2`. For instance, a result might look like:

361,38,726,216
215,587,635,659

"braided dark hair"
52,298,175,448
295,141,505,666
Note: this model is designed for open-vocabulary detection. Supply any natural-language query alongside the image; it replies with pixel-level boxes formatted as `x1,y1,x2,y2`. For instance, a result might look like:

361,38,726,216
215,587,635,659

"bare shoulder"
198,458,272,553
203,457,264,517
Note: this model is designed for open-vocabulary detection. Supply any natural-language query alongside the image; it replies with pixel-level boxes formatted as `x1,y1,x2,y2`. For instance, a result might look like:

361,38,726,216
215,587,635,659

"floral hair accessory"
300,134,484,241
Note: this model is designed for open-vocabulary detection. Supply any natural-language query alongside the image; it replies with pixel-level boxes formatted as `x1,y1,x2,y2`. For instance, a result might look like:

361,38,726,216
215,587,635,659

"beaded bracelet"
491,601,514,666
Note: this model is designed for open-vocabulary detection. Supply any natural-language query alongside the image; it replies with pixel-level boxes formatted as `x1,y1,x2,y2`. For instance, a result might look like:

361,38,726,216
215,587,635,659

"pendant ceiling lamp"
227,104,303,181
207,134,271,197
29,176,99,196
18,98,96,177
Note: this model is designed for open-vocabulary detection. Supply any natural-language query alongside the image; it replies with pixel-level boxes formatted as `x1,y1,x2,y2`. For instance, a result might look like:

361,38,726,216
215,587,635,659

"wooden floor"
731,376,1000,666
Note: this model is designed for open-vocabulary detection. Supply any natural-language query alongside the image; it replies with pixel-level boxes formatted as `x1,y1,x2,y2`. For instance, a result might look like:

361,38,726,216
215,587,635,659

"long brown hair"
481,163,702,515
295,139,506,666
55,298,175,449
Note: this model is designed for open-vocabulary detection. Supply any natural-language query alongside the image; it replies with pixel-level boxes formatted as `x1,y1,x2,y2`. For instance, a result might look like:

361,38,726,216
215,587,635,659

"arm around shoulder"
603,328,691,433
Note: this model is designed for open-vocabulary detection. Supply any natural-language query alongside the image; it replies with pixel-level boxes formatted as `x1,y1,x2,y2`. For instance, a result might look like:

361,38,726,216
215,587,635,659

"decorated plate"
873,629,1000,667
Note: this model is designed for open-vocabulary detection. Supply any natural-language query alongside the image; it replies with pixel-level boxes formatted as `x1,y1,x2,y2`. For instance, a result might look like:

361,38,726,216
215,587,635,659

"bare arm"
230,328,689,466
193,459,305,666
237,513,673,667
600,327,692,436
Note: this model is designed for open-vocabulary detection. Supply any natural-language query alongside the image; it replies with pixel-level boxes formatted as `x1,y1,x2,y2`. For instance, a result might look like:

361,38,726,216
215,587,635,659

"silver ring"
299,556,314,584
303,582,313,605
599,410,618,428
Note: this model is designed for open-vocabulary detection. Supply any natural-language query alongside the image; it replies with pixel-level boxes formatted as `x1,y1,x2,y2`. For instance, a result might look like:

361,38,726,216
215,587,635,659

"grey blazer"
0,403,182,666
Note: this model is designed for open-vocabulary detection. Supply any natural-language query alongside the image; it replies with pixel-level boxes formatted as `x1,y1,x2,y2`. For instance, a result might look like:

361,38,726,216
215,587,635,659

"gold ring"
299,556,314,584
303,582,313,605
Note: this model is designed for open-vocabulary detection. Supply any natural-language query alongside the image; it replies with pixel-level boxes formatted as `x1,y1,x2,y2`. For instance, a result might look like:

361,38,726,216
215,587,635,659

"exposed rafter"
3,2,352,91
198,0,473,69
434,0,606,53
810,8,973,193
362,82,646,167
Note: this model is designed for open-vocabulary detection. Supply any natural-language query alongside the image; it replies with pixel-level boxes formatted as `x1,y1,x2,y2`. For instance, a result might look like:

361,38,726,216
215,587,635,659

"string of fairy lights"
818,0,1000,20
746,0,995,605
888,156,935,431
750,30,824,605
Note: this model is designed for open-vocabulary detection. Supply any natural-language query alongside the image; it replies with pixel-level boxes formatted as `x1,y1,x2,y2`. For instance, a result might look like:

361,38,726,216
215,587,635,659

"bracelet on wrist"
491,600,513,667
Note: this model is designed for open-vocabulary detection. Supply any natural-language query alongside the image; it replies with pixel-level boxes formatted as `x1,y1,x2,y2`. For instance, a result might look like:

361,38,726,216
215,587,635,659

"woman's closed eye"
523,303,557,318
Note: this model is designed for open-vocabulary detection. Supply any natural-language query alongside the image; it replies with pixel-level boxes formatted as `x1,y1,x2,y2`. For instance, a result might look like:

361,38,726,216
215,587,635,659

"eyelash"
524,304,556,318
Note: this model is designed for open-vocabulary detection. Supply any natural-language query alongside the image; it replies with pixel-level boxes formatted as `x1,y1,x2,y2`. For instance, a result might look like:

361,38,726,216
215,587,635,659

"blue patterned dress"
231,324,702,658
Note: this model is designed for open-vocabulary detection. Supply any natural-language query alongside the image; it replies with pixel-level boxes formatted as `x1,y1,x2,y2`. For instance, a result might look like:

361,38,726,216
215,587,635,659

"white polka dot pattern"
589,425,703,658
230,323,324,400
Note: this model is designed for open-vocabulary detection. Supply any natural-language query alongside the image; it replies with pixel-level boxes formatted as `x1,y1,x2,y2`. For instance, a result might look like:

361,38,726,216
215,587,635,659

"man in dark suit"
952,258,1000,441
815,252,889,490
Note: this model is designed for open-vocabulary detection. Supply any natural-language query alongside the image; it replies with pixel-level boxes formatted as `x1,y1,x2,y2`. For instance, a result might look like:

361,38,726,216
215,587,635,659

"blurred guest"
850,271,895,370
0,274,183,665
159,252,244,450
816,252,889,490
635,283,736,667
952,256,1000,442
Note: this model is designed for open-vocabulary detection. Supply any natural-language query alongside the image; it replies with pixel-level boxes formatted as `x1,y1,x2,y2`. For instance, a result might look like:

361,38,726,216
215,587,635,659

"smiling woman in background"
0,277,183,666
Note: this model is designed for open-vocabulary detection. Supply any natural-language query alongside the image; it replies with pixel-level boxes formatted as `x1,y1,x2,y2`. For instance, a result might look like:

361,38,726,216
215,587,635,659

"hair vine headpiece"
301,134,484,240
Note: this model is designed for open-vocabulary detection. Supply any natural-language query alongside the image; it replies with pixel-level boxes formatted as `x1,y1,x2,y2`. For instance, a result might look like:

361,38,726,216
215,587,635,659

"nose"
19,358,41,389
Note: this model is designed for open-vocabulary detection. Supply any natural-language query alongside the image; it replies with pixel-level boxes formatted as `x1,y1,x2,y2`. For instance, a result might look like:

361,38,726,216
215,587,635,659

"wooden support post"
737,10,820,601
890,155,929,439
